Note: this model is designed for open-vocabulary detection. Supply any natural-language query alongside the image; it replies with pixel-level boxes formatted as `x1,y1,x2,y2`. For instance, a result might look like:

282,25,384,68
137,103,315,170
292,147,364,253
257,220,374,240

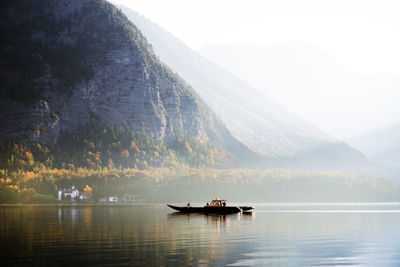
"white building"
58,186,86,201
108,196,118,202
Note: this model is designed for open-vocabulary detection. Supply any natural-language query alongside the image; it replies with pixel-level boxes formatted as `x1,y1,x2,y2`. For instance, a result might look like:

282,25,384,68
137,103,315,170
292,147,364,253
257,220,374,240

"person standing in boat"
187,203,191,208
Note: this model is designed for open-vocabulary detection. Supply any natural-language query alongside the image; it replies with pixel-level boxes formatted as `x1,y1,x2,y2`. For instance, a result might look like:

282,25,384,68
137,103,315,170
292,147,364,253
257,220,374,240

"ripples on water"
1,203,400,266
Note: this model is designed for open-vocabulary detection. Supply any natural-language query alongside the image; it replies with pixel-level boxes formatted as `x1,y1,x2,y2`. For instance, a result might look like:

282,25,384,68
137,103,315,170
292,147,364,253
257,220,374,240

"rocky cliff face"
0,0,250,156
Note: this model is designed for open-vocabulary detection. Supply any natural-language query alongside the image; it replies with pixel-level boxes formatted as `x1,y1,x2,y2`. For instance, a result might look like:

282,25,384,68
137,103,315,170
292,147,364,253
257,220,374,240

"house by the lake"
108,196,118,202
98,196,118,202
98,193,135,203
58,186,86,201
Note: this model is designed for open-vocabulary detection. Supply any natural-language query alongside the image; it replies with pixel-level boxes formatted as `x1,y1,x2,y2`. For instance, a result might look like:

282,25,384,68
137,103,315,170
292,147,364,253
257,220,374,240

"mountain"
0,0,254,162
119,7,367,170
199,42,400,139
348,123,400,168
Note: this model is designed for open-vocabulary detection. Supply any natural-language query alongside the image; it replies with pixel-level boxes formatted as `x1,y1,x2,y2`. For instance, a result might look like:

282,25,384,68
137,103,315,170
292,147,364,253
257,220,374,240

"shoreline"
2,201,400,207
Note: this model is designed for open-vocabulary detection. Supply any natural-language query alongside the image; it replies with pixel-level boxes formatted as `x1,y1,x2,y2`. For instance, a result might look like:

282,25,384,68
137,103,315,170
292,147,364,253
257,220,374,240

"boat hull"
204,206,241,214
167,205,204,213
240,206,254,211
167,204,242,214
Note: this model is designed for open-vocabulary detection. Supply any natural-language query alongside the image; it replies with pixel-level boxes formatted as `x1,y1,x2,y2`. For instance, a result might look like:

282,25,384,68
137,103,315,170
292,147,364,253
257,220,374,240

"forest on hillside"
0,120,233,203
1,165,399,204
0,122,399,204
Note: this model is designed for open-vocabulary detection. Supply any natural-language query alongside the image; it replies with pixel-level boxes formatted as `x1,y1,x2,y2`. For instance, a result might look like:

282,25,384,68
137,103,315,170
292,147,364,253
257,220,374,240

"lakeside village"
58,185,135,203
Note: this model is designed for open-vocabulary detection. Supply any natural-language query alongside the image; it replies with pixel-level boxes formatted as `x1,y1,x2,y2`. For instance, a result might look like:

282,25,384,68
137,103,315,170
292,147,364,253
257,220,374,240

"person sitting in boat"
187,203,191,208
206,202,209,206
223,201,226,207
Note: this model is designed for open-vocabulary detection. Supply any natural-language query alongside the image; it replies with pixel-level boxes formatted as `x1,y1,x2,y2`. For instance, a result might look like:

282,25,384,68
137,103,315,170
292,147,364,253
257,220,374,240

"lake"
2,203,400,266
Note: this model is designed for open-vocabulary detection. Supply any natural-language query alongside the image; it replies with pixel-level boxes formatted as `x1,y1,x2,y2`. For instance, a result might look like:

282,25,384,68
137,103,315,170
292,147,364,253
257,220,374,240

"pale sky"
111,0,400,139
113,0,400,75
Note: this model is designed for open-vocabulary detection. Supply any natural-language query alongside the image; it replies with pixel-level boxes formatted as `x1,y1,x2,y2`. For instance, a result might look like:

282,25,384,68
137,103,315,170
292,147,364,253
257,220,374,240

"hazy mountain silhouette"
199,42,400,139
120,6,369,171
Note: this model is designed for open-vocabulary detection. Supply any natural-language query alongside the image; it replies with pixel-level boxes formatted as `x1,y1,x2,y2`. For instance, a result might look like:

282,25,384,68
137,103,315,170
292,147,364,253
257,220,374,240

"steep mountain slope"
119,7,367,169
0,0,253,160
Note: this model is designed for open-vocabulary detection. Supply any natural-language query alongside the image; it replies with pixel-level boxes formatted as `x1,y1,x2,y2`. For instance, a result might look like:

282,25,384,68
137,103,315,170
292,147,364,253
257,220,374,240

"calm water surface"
2,203,400,266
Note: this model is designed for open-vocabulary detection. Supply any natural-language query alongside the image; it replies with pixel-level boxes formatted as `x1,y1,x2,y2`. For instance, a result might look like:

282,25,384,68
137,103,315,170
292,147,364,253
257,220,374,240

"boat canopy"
209,199,227,207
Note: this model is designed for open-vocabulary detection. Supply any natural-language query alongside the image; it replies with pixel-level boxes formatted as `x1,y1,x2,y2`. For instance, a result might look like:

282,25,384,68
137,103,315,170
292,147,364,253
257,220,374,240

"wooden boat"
167,199,254,214
167,204,204,213
240,206,254,211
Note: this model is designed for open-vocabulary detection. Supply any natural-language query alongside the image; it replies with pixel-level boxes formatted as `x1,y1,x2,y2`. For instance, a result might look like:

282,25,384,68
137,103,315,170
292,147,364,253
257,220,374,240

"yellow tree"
84,185,93,199
25,152,34,168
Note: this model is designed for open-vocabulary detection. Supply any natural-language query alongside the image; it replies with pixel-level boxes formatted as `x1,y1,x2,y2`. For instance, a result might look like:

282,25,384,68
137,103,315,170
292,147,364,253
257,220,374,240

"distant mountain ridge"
119,6,367,170
0,0,254,162
199,42,400,139
198,42,400,172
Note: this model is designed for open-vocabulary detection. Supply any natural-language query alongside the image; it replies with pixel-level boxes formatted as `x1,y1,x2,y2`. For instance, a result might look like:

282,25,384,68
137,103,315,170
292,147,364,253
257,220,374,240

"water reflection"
167,212,255,237
1,204,400,266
